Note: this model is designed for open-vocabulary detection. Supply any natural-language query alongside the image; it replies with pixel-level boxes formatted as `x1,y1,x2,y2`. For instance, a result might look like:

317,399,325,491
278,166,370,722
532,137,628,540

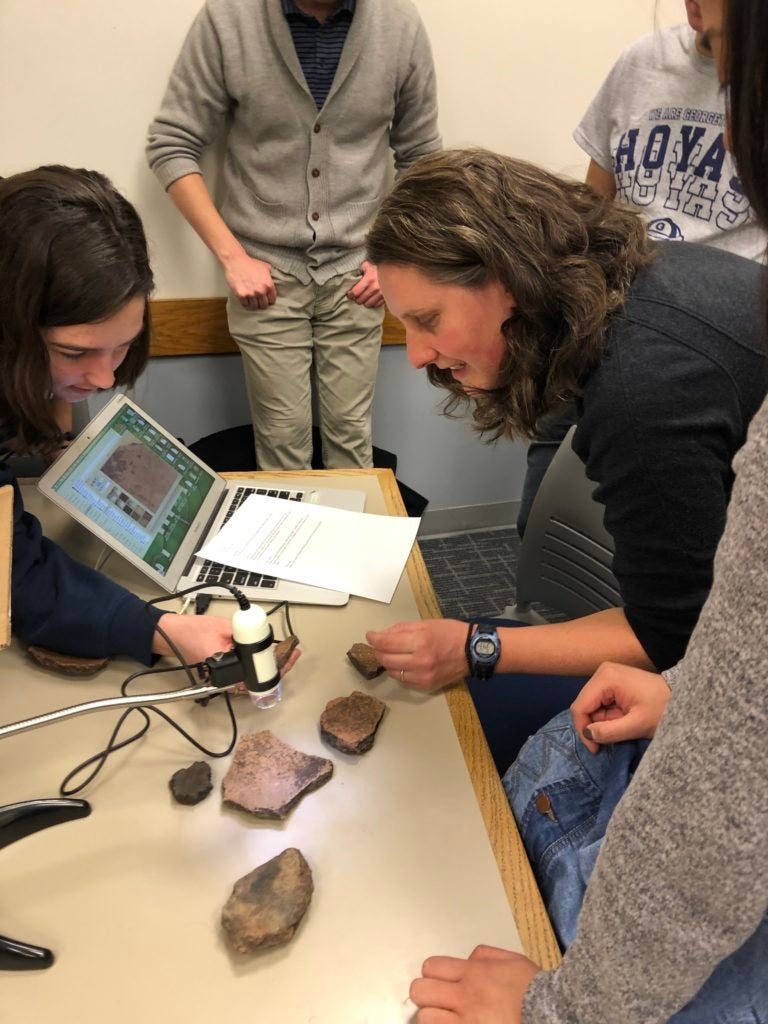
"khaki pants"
227,268,383,471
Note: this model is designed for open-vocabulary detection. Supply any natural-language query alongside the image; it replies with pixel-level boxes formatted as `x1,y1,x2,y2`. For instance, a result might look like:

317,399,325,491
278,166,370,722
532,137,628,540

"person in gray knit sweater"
147,0,440,472
408,1,768,1021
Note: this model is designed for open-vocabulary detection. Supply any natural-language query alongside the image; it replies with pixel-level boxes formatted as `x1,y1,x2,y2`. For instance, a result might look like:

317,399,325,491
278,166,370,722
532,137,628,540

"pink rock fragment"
222,730,333,819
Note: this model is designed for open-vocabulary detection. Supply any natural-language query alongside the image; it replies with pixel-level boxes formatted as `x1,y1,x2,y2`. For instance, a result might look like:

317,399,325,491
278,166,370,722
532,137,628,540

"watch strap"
464,620,474,676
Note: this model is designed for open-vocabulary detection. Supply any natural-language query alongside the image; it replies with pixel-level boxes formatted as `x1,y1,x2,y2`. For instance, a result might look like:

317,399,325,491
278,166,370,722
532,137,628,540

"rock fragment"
169,761,213,805
221,848,313,954
274,634,299,670
222,731,333,819
27,645,108,676
346,642,385,680
320,691,387,754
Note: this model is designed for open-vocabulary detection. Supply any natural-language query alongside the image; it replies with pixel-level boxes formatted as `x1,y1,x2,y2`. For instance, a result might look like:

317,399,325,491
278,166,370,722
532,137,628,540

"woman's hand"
571,661,671,754
366,619,468,692
410,946,540,1024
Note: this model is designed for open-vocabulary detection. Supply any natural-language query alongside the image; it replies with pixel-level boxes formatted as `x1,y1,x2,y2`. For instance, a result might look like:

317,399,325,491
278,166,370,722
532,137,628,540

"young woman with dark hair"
0,166,239,666
406,2,768,1021
366,149,766,708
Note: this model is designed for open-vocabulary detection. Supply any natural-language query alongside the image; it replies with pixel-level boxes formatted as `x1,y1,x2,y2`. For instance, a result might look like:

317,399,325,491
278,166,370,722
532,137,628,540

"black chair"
188,424,428,517
505,426,621,623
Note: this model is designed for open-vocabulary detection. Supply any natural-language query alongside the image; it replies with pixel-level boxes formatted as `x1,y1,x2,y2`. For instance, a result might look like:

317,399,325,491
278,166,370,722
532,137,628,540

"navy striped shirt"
282,0,355,110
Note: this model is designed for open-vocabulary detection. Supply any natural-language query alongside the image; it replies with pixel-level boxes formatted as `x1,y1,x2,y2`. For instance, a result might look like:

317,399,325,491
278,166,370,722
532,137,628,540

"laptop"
38,394,365,606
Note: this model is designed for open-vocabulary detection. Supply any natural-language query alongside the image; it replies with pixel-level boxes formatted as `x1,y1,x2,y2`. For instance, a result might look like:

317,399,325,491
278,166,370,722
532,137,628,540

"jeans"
503,710,768,1023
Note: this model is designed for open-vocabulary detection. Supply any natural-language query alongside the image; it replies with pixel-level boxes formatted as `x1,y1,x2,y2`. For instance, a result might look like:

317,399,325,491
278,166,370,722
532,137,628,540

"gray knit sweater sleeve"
524,398,768,1024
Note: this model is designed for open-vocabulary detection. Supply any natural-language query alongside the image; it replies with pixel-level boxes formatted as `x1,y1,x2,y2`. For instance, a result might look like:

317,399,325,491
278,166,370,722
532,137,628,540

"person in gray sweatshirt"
147,0,440,472
407,1,768,1021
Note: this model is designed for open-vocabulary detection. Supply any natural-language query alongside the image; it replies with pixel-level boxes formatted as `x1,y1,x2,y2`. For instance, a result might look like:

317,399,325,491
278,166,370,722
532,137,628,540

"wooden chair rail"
149,297,405,357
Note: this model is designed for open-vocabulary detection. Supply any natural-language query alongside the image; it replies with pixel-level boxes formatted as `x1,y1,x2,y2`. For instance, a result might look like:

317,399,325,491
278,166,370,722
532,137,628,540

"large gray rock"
222,731,333,819
221,848,313,954
320,691,387,754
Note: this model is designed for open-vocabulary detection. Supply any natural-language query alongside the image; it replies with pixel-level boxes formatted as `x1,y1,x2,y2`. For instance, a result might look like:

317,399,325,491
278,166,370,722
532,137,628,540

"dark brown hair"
0,165,154,453
725,0,768,232
367,149,654,439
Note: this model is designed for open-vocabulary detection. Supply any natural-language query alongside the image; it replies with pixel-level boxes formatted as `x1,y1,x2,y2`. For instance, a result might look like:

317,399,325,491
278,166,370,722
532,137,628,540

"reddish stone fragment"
274,634,299,670
346,642,385,680
27,645,108,676
320,691,387,755
222,731,333,819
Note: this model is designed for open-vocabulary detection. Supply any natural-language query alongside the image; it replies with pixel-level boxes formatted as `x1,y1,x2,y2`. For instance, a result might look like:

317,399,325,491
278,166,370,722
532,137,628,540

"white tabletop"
1,472,542,1024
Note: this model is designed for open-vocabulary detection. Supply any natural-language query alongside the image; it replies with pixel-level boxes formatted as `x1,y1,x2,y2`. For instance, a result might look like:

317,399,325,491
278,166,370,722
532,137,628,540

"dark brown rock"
222,731,333,819
274,634,299,670
221,848,313,954
27,645,108,676
320,691,387,755
169,761,213,805
346,642,385,680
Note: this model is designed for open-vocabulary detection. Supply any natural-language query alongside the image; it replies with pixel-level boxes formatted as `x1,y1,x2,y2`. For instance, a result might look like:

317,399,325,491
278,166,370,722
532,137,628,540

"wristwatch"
465,622,501,681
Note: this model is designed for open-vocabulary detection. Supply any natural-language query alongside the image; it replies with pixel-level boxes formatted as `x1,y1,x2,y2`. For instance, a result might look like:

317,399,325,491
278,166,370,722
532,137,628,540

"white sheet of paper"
196,494,421,603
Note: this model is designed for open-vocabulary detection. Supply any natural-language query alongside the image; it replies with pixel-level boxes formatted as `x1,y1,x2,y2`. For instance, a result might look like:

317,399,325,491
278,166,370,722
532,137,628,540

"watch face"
473,638,497,658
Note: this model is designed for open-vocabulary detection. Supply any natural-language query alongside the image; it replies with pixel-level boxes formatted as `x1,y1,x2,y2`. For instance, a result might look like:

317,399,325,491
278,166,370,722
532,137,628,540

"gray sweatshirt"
524,396,768,1023
146,0,441,284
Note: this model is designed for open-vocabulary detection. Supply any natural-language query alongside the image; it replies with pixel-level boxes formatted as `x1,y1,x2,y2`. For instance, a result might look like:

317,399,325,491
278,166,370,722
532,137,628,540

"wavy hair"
0,165,154,453
367,149,654,439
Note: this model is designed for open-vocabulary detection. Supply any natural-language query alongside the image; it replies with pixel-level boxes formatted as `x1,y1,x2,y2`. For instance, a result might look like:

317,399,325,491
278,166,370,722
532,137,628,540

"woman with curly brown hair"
404,3,768,1022
0,165,241,667
366,148,767,716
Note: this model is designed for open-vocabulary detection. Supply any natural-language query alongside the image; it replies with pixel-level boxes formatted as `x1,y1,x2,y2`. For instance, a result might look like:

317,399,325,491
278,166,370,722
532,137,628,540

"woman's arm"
367,608,653,692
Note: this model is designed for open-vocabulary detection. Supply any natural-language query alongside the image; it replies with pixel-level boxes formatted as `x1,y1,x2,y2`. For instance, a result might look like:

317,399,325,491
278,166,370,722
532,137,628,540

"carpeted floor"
418,527,565,623
418,528,521,621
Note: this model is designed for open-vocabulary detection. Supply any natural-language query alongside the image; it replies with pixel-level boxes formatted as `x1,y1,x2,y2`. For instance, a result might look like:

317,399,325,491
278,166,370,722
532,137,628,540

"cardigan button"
311,168,320,178
311,212,320,222
313,124,321,133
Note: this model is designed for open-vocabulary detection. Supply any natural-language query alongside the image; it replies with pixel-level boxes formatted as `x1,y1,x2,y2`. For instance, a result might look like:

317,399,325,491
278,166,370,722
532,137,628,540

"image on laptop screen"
50,403,216,577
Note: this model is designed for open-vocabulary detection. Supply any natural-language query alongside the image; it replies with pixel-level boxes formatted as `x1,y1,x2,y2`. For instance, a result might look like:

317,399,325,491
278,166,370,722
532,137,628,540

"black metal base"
0,798,91,970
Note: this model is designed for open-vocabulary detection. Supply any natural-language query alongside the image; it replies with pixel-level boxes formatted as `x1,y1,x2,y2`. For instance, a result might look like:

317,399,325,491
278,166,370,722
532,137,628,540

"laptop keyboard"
194,485,305,590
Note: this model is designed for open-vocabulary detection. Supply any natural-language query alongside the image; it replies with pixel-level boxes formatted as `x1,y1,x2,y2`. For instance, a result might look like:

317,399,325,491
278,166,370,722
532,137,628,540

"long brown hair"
367,149,654,439
0,166,154,453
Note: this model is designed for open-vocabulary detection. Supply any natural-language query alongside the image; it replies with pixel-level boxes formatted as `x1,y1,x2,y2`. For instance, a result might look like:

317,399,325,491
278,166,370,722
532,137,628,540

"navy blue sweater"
1,458,163,662
573,241,768,671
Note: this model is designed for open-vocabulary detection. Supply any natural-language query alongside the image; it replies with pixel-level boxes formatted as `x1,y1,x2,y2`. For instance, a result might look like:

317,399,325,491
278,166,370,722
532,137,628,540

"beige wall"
1,0,680,298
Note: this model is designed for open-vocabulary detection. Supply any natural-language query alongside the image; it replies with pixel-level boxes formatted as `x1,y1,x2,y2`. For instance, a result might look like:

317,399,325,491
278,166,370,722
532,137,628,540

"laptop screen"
49,401,216,577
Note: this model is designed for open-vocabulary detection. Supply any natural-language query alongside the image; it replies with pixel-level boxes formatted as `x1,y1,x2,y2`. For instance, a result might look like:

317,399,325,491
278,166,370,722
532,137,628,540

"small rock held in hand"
320,691,387,755
27,645,108,677
274,634,299,670
346,642,385,680
169,761,213,805
221,848,313,954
